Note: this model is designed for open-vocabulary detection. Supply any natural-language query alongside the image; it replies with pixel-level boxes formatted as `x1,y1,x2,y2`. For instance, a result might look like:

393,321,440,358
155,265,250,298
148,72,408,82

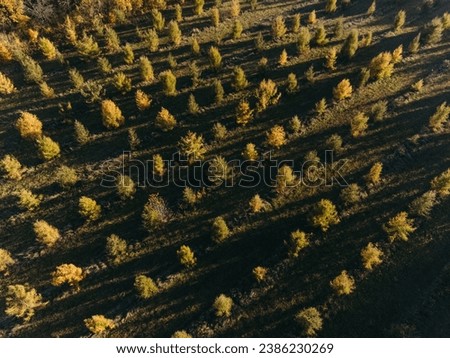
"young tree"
252,266,267,282
297,27,311,54
305,65,315,83
286,73,299,94
152,154,166,177
135,89,152,111
369,52,394,80
431,169,450,196
168,20,182,46
210,7,220,27
172,330,192,338
361,243,383,271
256,79,281,112
278,49,288,66
142,194,170,230
234,100,253,126
255,32,264,51
16,189,42,211
0,71,16,94
325,47,337,70
39,82,55,98
230,0,240,17
113,71,132,93
232,66,249,91
292,14,301,34
366,162,383,185
214,79,225,104
425,17,444,45
409,191,436,217
105,26,121,52
341,29,359,59
101,99,125,129
315,98,327,116
178,131,207,164
122,43,134,64
289,116,303,135
151,9,165,31
249,194,264,213
64,16,78,45
211,216,230,243
392,45,403,64
139,56,155,82
394,10,406,32
408,33,421,54
314,23,328,46
159,70,177,96
117,174,136,200
367,1,376,16
76,34,100,58
351,112,369,137
272,15,287,40
296,307,323,337
326,0,337,13
191,37,201,55
212,122,227,141
0,154,22,180
266,125,287,149
0,248,15,274
52,264,84,289
311,199,340,232
384,212,416,242
334,17,344,39
189,61,201,87
308,10,317,24
69,68,85,90
84,315,115,335
326,133,344,153
242,143,259,161
340,183,364,205
213,294,233,317
134,275,159,299
188,94,201,115
34,220,60,247
233,19,243,39
79,196,101,221
55,166,78,188
16,112,43,140
5,284,43,322
194,0,205,15
177,245,197,268
106,234,127,265
370,100,388,121
36,136,60,161
155,107,177,131
333,79,352,101
145,29,159,52
429,102,450,132
288,230,310,258
330,270,355,295
20,55,43,83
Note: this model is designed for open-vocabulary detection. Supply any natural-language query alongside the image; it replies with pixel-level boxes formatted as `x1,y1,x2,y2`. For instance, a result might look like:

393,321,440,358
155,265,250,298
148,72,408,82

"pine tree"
366,162,383,185
211,7,220,27
361,243,383,270
409,191,436,217
253,266,267,282
384,212,416,242
288,230,310,258
1,155,22,180
315,23,328,45
211,216,230,243
289,115,303,134
369,52,394,80
5,284,43,322
266,125,287,149
213,294,233,317
168,20,182,46
370,100,388,121
341,29,359,59
286,73,299,94
214,79,225,104
340,183,363,204
151,9,165,31
52,264,84,289
36,136,60,161
308,10,317,24
326,0,337,13
315,98,327,116
101,99,124,129
64,16,78,45
20,56,43,84
113,72,132,93
256,79,281,112
242,143,259,161
279,49,288,66
333,79,353,101
236,100,254,126
296,307,323,337
76,34,100,58
429,102,450,132
292,14,301,34
194,0,205,15
175,4,183,22
311,199,340,232
177,245,197,268
212,122,227,140
297,28,311,55
408,33,421,54
230,0,240,17
330,270,355,295
74,120,91,145
392,45,403,64
351,112,369,137
0,248,15,274
255,31,265,51
188,94,201,115
69,68,85,90
145,29,159,52
38,37,59,60
178,131,207,164
134,275,159,299
84,315,115,335
0,72,16,94
39,82,55,98
55,166,78,188
189,61,201,87
79,196,101,221
34,220,60,247
249,194,264,213
431,169,450,197
155,107,177,131
16,189,42,211
325,47,337,70
159,70,177,96
272,15,287,40
139,56,155,82
305,65,315,83
209,46,222,70
232,66,248,91
135,90,152,111
334,17,344,39
122,43,134,64
425,17,443,45
394,10,406,32
367,1,376,16
191,38,201,55
16,112,42,140
105,26,121,52
233,19,243,40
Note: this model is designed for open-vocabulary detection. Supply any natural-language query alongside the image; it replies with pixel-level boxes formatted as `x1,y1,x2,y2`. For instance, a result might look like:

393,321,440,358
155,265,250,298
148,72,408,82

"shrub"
385,212,417,243
351,112,369,137
333,79,352,101
134,275,159,299
101,99,124,129
341,29,359,59
135,90,152,111
325,47,337,70
213,294,233,317
188,94,201,115
426,17,443,45
55,165,78,188
234,100,253,126
340,184,364,205
288,230,310,258
366,162,383,185
409,191,436,217
38,37,59,60
177,245,197,268
16,112,43,140
1,154,22,180
394,10,406,32
172,330,192,338
5,284,43,322
212,122,227,140
214,79,225,104
160,70,177,96
142,194,170,230
52,264,84,288
0,248,15,274
79,196,101,221
0,71,16,94
233,20,243,40
242,143,259,161
326,134,343,153
286,73,299,94
84,315,115,335
230,0,240,17
311,199,340,232
330,270,355,295
409,33,421,54
113,72,132,93
211,216,230,243
36,136,60,161
117,174,136,200
296,307,323,337
272,16,287,40
297,28,311,54
256,79,281,112
266,125,287,149
155,107,177,131
152,154,166,177
369,52,394,80
106,234,127,264
429,102,450,132
361,243,383,271
178,131,207,164
139,56,154,82
253,266,267,283
76,34,100,58
34,220,60,247
431,169,450,196
16,189,42,211
370,101,388,121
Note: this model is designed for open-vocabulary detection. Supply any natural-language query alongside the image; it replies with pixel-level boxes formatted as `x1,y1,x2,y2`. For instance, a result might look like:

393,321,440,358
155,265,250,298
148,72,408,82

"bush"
16,189,42,211
5,284,43,322
212,216,230,243
297,28,311,54
55,165,78,188
135,90,152,111
296,307,323,337
209,46,222,70
155,107,177,131
1,154,22,180
253,266,267,282
341,29,359,59
311,199,340,232
79,196,101,221
256,79,281,112
101,99,124,129
409,191,436,217
160,70,177,96
36,136,60,161
330,270,355,295
0,248,15,274
242,143,259,161
288,230,310,258
369,52,394,80
16,112,43,140
0,71,16,94
351,112,369,137
34,220,60,247
366,162,383,185
333,79,352,101
429,102,450,132
178,131,207,164
213,294,233,317
266,125,287,149
84,315,115,335
106,234,127,264
272,15,287,40
340,184,364,205
431,169,450,196
370,101,388,121
52,264,84,288
139,56,155,82
384,212,416,242
172,330,192,338
142,194,170,230
361,243,383,271
177,245,197,268
117,174,136,200
394,10,406,32
134,275,159,299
